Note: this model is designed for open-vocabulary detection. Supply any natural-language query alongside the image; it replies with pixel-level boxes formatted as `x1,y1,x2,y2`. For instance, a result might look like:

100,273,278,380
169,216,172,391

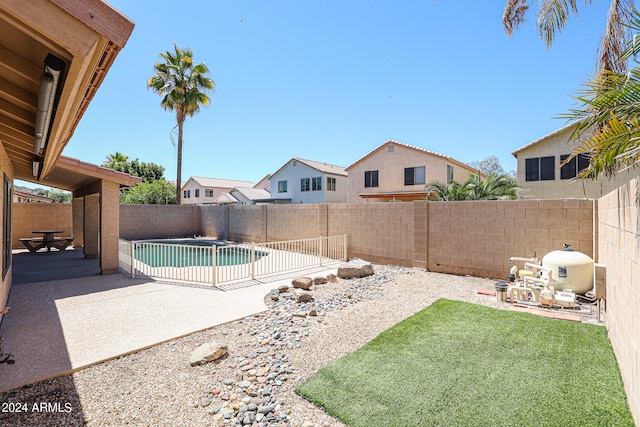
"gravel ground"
0,265,601,427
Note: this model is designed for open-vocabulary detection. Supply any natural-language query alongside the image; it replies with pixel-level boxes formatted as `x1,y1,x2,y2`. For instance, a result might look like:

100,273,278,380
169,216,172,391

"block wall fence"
119,199,597,280
11,203,72,249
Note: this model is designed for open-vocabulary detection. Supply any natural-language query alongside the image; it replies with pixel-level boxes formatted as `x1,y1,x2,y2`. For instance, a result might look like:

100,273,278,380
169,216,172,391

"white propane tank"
541,244,594,295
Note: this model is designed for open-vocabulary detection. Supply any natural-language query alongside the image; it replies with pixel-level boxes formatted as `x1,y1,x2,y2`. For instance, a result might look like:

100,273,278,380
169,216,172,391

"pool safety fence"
118,235,347,285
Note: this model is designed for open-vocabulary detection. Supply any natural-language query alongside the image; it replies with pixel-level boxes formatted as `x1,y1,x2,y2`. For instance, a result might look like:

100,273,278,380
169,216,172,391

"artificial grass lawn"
296,299,634,427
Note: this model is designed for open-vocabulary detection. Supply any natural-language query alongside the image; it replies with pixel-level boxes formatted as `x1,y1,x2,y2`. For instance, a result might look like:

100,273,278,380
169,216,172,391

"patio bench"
19,237,44,252
19,237,74,252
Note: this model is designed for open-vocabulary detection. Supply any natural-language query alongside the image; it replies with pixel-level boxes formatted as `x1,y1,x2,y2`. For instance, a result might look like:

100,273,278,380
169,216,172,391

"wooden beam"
0,98,35,126
0,116,33,140
0,45,40,84
0,77,37,112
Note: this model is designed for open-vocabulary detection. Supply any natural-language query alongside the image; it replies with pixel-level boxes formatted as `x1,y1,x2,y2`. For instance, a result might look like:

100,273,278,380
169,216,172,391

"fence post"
319,236,323,266
251,242,255,280
130,240,135,278
212,246,217,286
343,234,347,261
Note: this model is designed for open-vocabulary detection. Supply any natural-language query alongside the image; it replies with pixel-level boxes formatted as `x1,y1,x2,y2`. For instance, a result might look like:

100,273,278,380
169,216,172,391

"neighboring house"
512,122,640,199
269,158,348,204
181,177,256,205
346,140,482,203
253,174,271,191
13,190,55,203
213,187,271,205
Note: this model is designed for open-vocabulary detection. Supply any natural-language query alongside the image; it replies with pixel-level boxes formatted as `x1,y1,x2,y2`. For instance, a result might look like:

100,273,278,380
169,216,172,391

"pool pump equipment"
497,244,595,308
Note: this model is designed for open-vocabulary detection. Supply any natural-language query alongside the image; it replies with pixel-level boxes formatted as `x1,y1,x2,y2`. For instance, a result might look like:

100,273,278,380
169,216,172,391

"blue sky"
35,1,614,186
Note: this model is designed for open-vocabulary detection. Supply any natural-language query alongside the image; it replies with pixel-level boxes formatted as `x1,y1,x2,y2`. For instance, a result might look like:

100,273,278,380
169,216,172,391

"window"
447,165,454,184
301,178,310,192
278,180,288,193
195,189,200,198
364,170,378,188
525,156,555,181
327,177,336,191
205,189,214,197
312,177,322,191
183,190,191,198
3,175,11,280
560,154,591,180
404,166,425,186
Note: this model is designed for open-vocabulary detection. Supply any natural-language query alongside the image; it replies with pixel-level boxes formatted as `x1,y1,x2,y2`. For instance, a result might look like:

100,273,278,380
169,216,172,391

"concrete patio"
0,249,338,392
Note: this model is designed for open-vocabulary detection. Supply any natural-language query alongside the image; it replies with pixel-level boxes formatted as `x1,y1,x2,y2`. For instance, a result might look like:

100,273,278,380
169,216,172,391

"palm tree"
426,174,519,201
561,9,640,178
502,0,635,74
102,152,129,172
148,44,214,204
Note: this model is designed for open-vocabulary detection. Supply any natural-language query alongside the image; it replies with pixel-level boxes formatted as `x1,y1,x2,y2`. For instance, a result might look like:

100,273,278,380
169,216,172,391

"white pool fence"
118,235,347,285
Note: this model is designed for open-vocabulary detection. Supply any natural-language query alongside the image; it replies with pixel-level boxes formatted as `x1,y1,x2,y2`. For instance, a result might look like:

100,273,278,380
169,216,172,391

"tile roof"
511,121,581,157
270,158,348,178
232,187,271,200
345,140,479,172
188,176,255,189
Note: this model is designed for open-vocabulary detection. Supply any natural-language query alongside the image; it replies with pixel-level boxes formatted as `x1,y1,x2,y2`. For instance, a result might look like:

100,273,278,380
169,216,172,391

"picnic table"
19,230,74,253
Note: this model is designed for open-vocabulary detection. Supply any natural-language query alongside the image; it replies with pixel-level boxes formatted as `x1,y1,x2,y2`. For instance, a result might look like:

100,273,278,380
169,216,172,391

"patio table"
19,230,73,252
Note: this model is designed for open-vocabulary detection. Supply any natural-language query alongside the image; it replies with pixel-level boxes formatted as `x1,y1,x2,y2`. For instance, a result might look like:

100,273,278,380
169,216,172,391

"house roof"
270,158,348,178
345,140,480,173
232,187,271,200
214,192,238,204
43,155,142,191
511,121,580,157
0,0,134,183
186,176,255,189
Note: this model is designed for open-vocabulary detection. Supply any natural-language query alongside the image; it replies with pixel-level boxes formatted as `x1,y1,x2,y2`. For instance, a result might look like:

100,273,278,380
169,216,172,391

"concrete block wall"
201,205,229,239
228,205,266,243
12,203,72,249
119,205,201,240
327,203,415,267
265,204,322,242
427,199,597,278
598,177,640,425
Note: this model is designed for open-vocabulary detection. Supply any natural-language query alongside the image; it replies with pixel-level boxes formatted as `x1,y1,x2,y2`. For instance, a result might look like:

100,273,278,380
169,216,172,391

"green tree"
147,44,215,204
120,180,177,204
503,0,635,74
102,153,166,182
36,188,71,203
426,174,519,201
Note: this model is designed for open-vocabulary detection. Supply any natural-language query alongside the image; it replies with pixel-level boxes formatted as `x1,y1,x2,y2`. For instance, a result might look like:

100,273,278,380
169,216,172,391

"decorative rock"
293,311,307,318
313,276,328,285
189,342,228,366
327,273,337,283
257,405,275,414
295,291,313,303
292,276,313,290
269,289,280,301
337,258,374,279
278,285,289,293
309,309,317,317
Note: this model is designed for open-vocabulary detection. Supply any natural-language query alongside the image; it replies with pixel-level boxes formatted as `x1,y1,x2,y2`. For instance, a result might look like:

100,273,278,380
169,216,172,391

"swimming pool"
134,239,266,268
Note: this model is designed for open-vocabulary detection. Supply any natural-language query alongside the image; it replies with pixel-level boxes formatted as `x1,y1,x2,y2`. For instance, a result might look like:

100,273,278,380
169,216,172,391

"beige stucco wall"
0,144,12,324
599,177,640,425
515,127,640,199
181,179,226,205
12,203,72,249
347,143,478,203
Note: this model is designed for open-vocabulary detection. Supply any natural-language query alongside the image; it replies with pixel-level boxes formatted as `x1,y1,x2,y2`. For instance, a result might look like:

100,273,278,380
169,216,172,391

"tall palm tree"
103,152,129,171
503,0,635,74
148,44,214,204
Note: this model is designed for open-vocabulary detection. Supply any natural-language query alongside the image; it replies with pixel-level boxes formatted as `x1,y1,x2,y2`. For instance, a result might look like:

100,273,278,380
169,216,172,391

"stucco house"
181,176,256,205
512,122,640,199
213,187,271,205
0,0,138,324
346,140,482,203
269,158,348,204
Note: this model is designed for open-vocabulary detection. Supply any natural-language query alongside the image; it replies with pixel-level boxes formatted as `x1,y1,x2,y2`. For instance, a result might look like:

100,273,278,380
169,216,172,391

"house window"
205,189,214,197
301,178,310,192
312,177,322,191
404,166,425,186
447,165,454,184
560,154,591,179
278,180,288,193
183,190,191,198
525,156,555,181
327,177,336,191
3,175,11,280
195,189,200,198
364,170,378,188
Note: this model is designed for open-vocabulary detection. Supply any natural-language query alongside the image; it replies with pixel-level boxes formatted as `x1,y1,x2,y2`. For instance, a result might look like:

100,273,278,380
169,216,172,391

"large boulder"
337,258,374,279
190,342,228,366
292,276,313,290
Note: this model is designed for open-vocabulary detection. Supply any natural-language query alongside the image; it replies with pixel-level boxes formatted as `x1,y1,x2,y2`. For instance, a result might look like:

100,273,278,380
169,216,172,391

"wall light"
34,54,65,155
32,160,41,179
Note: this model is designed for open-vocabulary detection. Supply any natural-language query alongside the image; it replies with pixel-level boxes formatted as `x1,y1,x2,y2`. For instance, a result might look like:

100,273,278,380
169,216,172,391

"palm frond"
598,0,634,73
537,0,582,49
503,0,531,36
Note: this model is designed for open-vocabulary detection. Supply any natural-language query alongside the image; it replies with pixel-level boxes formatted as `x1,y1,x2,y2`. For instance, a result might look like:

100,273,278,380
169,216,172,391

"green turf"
296,299,634,427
